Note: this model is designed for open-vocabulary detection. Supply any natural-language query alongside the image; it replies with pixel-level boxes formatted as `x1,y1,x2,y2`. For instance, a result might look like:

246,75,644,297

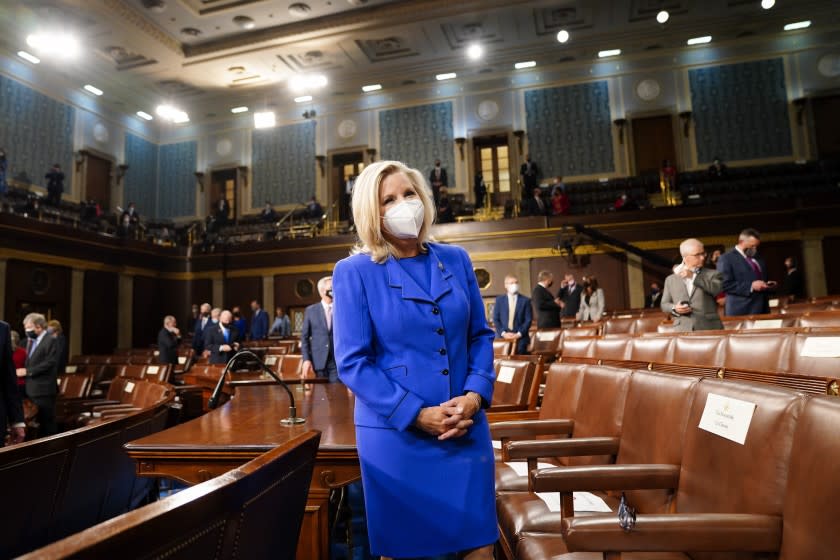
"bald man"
661,238,723,331
204,310,241,364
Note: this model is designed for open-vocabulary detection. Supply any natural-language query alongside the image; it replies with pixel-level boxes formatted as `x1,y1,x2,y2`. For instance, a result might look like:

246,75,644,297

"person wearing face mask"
532,270,562,328
717,228,775,316
192,303,212,354
332,160,497,560
301,276,337,382
17,313,59,437
493,274,532,354
646,281,663,309
157,316,181,365
204,310,240,365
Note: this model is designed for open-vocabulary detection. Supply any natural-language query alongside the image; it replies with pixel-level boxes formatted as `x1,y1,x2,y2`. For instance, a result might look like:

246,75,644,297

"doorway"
85,153,112,211
209,168,238,221
811,95,840,158
330,152,364,222
473,134,512,207
631,115,677,175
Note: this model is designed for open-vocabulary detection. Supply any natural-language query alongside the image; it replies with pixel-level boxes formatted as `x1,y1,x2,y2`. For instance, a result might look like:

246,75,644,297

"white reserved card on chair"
698,393,756,445
536,491,612,513
536,331,556,342
800,337,840,358
497,366,516,384
753,319,783,329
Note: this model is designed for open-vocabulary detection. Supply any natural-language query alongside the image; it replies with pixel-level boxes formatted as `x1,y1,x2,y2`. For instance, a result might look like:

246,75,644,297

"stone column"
802,234,827,298
118,274,133,349
69,269,84,356
626,253,646,309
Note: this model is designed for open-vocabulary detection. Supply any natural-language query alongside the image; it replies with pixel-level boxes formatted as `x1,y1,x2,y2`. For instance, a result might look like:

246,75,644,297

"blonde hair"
351,160,436,263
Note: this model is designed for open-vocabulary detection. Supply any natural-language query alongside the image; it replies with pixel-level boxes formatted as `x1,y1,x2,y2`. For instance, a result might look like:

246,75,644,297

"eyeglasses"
687,252,707,258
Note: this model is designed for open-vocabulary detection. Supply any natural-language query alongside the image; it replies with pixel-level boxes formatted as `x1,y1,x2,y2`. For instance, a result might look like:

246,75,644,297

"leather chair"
671,335,724,367
530,329,564,362
590,337,630,362
788,332,840,381
629,336,675,364
601,317,636,336
559,337,596,360
797,310,840,328
58,374,93,399
519,379,805,560
722,332,792,372
492,357,541,412
633,315,668,335
493,338,515,358
565,326,600,338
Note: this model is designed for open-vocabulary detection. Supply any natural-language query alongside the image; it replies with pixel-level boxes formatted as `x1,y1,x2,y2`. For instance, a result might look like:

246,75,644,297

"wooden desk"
125,383,359,560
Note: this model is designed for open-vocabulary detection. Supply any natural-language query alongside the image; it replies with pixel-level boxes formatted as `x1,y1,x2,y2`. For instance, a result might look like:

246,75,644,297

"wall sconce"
678,111,693,138
116,164,129,184
74,151,86,172
454,137,466,160
365,148,377,161
194,171,205,193
315,155,326,177
512,130,525,155
613,118,627,144
792,98,807,126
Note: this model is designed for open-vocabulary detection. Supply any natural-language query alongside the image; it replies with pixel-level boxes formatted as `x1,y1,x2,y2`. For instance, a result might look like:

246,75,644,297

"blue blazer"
333,243,496,431
300,302,333,371
249,308,269,340
717,249,769,316
493,293,532,354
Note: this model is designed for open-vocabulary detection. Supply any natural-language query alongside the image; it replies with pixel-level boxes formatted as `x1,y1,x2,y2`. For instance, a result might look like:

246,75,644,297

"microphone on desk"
207,350,305,425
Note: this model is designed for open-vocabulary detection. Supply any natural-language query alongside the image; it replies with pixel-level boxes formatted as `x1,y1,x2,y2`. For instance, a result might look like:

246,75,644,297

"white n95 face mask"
506,283,519,295
382,198,425,239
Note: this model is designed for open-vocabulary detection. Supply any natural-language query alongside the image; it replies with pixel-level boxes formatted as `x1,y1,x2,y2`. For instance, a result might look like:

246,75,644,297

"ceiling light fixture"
289,74,327,91
514,61,536,69
136,111,154,121
294,95,313,103
466,44,483,60
556,29,570,43
17,50,40,64
598,49,621,58
254,111,276,129
761,0,775,9
656,10,670,24
230,106,249,114
362,84,382,92
784,21,811,31
26,32,80,58
687,36,712,45
83,84,103,96
156,104,189,123
436,72,457,81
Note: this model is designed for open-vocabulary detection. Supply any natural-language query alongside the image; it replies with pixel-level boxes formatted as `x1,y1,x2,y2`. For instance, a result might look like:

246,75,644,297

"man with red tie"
716,228,777,316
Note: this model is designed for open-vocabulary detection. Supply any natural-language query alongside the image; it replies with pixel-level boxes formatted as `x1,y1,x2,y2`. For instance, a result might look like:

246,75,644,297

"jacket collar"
386,243,453,303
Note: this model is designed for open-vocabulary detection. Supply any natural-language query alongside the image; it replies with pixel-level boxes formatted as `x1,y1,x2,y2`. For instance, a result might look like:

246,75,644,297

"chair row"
491,363,839,559
58,377,175,430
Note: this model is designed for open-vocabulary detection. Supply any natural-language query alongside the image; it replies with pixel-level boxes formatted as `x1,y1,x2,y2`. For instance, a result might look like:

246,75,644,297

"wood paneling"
275,273,329,310
4,259,71,341
82,270,118,355
631,115,676,175
224,276,261,316
812,95,840,159
132,276,164,349
85,153,112,211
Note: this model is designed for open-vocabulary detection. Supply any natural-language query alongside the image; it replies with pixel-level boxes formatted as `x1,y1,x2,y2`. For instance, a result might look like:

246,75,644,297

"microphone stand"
207,350,305,425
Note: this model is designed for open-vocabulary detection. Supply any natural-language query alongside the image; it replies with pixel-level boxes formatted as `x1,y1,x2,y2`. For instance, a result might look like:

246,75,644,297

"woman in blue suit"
333,160,497,559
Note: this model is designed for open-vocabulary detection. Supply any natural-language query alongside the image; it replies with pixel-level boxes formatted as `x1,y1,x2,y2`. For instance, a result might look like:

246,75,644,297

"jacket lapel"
386,245,453,303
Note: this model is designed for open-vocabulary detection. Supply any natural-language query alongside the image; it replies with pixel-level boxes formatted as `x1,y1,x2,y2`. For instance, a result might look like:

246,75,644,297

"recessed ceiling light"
17,50,40,64
26,32,79,58
156,104,189,123
436,72,457,81
784,21,811,31
83,84,103,96
467,44,483,60
294,95,313,103
136,111,154,121
556,29,570,43
761,0,775,9
172,112,189,124
362,84,382,92
254,111,276,128
598,49,621,58
687,36,712,45
656,10,669,24
230,106,249,113
233,15,256,29
514,61,536,69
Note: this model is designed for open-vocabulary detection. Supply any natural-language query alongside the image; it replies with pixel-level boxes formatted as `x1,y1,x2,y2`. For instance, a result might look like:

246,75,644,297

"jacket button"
436,328,444,335
439,348,447,355
442,369,449,375
432,307,440,315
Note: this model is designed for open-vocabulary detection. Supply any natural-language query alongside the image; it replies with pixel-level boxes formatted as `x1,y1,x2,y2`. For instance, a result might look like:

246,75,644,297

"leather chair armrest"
562,513,782,553
490,419,574,440
90,404,137,413
533,464,680,493
507,436,619,461
486,410,540,424
97,407,142,418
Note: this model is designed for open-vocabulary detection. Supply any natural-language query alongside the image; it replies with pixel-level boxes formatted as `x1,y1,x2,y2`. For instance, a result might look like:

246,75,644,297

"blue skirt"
355,413,498,558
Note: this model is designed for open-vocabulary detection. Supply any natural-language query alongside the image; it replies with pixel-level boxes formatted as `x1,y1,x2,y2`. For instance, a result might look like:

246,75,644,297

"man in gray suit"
661,238,724,332
17,313,59,436
301,276,338,382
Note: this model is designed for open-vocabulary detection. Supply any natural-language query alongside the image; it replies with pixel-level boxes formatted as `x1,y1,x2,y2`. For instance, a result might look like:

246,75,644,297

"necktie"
223,328,229,343
26,338,33,357
326,305,332,331
746,257,762,279
536,197,544,211
507,296,516,330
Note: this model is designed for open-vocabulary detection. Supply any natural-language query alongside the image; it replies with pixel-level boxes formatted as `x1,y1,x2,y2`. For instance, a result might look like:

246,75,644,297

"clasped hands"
415,392,481,441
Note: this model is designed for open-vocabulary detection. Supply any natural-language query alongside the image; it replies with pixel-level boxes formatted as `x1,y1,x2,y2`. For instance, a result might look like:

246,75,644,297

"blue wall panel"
252,121,316,206
158,141,197,218
380,102,454,186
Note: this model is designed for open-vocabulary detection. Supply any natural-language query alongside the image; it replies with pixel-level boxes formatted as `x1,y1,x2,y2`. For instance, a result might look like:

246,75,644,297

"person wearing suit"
1,321,25,446
522,187,550,217
717,228,773,316
646,282,663,309
493,275,533,354
532,270,562,328
192,303,212,354
780,256,805,301
157,315,181,365
18,313,59,437
269,307,292,337
577,276,606,322
428,159,448,205
249,300,269,340
558,273,583,318
661,239,724,331
301,277,337,382
333,161,496,559
520,155,539,199
203,310,240,365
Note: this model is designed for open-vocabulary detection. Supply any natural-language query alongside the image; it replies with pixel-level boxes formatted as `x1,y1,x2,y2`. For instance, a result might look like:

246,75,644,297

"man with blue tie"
717,228,776,316
301,276,338,382
249,300,269,340
493,274,533,354
204,310,241,364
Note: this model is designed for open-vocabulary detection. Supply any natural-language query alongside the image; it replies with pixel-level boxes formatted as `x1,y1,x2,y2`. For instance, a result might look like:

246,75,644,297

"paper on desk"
800,337,840,358
497,366,516,384
536,491,613,513
504,461,555,477
753,319,783,329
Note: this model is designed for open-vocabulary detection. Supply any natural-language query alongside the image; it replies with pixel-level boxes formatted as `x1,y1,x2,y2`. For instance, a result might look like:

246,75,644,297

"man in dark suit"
249,300,269,340
301,276,337,382
520,155,538,199
493,275,533,354
157,315,180,365
717,228,774,316
204,310,240,365
19,313,59,437
428,159,448,206
558,273,583,318
532,270,562,328
522,187,550,217
192,303,211,355
780,256,805,301
646,281,663,309
1,320,25,446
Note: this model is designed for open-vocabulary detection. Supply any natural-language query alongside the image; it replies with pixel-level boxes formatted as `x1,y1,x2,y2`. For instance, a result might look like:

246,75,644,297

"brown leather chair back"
632,315,667,334
565,326,600,338
671,335,724,367
787,333,840,380
676,379,805,518
265,346,290,355
720,318,743,330
493,338,514,357
723,332,792,372
280,354,303,378
142,364,171,383
601,317,636,336
530,328,564,356
539,363,585,421
59,374,92,399
591,337,630,361
740,315,798,330
105,377,130,401
629,336,675,363
560,337,596,359
120,365,146,380
796,310,840,328
779,396,840,559
491,358,538,411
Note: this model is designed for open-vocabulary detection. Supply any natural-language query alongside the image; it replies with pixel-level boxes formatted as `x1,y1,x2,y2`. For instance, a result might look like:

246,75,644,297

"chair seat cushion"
516,531,690,560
